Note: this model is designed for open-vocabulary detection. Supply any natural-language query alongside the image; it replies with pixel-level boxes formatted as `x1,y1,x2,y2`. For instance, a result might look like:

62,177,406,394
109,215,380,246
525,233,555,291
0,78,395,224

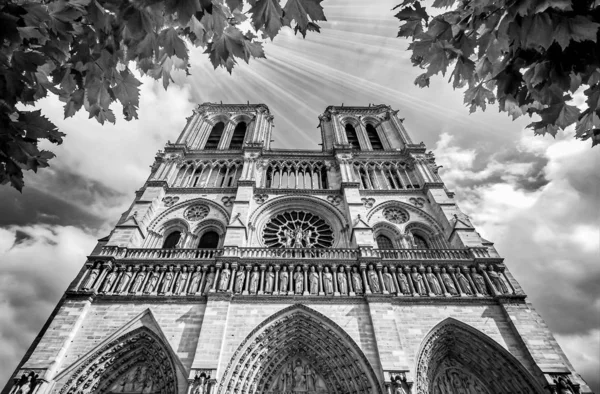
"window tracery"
171,159,242,188
352,161,420,190
264,160,328,190
376,235,394,249
262,211,334,248
184,205,209,221
383,207,409,224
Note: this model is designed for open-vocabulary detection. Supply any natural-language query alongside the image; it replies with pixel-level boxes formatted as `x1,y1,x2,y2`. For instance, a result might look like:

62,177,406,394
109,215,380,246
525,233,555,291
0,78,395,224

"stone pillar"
274,265,280,295
346,265,355,296
258,265,266,295
242,265,251,295
420,266,433,296
361,264,371,294
228,264,237,293
302,265,309,296
480,265,500,296
405,266,417,296
377,264,387,294
210,264,221,293
391,266,401,297
332,264,340,296
317,266,325,296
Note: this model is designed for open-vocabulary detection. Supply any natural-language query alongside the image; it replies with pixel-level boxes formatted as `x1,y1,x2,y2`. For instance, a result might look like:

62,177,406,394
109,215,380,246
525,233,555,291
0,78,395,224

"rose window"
383,207,409,224
184,204,209,221
263,211,334,248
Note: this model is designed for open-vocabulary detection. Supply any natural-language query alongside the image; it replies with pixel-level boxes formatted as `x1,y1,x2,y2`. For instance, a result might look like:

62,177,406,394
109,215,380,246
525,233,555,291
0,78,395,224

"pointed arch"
205,121,225,149
57,327,180,394
228,121,247,149
366,124,384,150
344,123,361,150
217,304,383,394
414,318,544,394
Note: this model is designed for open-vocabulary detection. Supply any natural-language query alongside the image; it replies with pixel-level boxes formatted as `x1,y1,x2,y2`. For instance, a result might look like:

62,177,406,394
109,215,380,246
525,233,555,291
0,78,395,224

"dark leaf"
249,0,284,39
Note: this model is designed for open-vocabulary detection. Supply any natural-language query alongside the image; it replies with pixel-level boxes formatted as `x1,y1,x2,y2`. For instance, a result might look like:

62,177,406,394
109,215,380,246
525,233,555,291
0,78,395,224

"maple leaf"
449,56,475,88
112,70,141,108
160,28,188,60
249,0,284,39
283,0,326,35
464,84,495,112
17,110,64,142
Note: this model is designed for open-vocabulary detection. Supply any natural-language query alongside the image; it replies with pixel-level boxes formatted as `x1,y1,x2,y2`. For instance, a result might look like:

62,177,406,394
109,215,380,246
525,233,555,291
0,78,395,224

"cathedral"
3,103,592,394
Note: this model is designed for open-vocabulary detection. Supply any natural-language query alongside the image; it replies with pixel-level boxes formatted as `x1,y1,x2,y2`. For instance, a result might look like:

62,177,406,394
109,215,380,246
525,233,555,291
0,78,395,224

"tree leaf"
160,28,189,60
283,0,326,35
464,84,495,112
112,69,141,108
249,0,284,39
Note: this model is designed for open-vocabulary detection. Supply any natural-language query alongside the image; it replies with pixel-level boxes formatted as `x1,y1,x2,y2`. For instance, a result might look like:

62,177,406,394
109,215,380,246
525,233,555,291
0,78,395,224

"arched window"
162,231,181,249
366,124,384,150
345,124,361,150
413,233,429,249
376,235,394,249
229,122,247,149
198,231,219,249
205,122,225,149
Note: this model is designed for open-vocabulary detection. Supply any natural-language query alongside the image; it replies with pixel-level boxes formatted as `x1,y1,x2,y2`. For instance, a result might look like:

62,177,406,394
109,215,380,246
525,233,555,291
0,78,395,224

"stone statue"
249,266,260,294
397,271,410,295
159,266,174,294
187,268,202,294
82,263,101,290
279,363,292,391
338,266,348,295
130,267,147,293
309,266,319,295
204,266,216,294
471,268,488,295
293,360,305,389
303,229,312,248
305,364,316,391
192,375,207,394
144,267,160,293
175,231,186,249
411,267,427,295
115,266,133,294
218,263,231,291
488,266,508,294
284,229,293,248
294,229,304,248
264,266,275,293
426,267,442,295
394,383,407,394
294,266,304,294
279,266,289,293
367,265,380,293
174,266,189,294
456,270,473,295
15,374,34,394
323,267,334,294
382,266,395,293
234,268,245,293
352,266,363,294
557,377,575,394
100,268,118,293
441,268,458,295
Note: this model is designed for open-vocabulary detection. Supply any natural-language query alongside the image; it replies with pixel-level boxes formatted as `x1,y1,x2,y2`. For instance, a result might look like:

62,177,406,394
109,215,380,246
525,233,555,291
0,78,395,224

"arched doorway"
414,318,544,394
58,327,179,394
217,305,383,394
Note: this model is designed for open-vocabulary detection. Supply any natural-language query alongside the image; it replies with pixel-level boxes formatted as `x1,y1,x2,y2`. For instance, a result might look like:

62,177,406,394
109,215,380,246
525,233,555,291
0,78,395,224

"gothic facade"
4,103,592,394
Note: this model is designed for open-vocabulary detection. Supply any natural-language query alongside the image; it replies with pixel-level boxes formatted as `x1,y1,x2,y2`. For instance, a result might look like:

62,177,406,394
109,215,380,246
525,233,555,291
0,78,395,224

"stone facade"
3,103,592,394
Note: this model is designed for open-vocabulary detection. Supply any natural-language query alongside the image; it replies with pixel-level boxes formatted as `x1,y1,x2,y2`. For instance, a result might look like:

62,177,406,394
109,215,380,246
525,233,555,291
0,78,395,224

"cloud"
434,130,600,391
555,330,600,392
0,225,97,384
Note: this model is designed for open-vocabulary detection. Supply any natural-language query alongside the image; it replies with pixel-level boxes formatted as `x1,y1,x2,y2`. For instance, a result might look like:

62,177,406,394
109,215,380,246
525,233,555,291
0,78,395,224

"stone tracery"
262,211,334,249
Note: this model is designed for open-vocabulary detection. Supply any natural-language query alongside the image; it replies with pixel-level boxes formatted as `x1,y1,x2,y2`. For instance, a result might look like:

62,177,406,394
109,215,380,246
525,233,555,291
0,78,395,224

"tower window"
205,122,224,150
376,235,394,249
198,231,219,249
366,124,384,150
345,124,361,150
229,122,247,149
413,234,429,249
162,231,181,249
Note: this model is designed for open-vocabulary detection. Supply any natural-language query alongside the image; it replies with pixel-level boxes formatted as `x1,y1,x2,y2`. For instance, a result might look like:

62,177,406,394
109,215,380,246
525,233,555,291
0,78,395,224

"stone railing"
94,246,492,261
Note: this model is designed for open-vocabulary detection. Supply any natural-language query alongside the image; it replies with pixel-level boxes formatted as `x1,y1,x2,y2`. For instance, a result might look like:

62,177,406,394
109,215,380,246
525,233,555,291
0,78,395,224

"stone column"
210,264,221,293
391,266,401,297
346,265,355,296
317,266,325,296
242,265,251,295
404,266,417,296
274,265,280,295
332,264,340,296
377,264,387,294
303,265,309,296
198,266,208,295
258,265,266,295
361,264,372,294
228,264,238,293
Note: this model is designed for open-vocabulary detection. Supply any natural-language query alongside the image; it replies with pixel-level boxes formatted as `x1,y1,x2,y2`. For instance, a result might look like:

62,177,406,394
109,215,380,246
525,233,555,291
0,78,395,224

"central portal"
217,305,383,394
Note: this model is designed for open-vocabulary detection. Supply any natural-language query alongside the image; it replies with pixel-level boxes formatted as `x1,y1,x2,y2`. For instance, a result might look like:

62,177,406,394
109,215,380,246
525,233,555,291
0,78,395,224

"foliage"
394,0,600,146
0,0,325,191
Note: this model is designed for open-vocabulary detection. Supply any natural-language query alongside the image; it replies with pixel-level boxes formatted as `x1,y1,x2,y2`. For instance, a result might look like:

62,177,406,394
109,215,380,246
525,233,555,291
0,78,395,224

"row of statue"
80,261,512,297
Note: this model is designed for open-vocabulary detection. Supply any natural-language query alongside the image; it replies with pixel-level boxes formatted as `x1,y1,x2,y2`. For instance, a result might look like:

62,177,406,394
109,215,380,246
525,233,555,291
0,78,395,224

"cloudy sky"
1,0,599,391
